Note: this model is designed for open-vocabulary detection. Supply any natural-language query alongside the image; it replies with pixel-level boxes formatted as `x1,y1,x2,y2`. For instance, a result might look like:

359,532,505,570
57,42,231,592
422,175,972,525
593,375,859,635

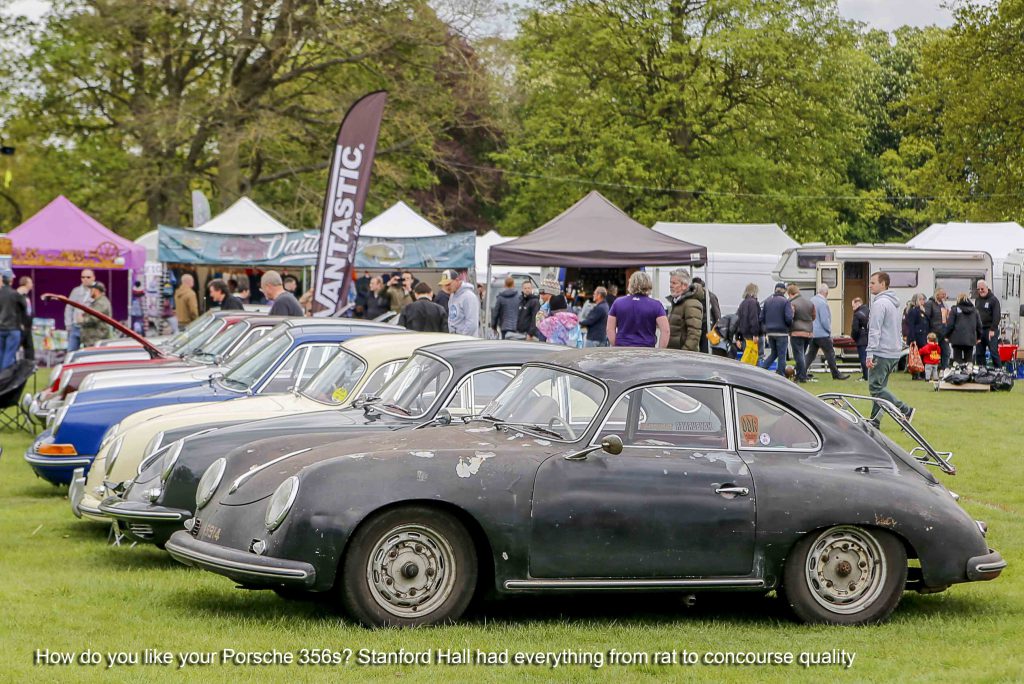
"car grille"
190,519,202,539
128,523,154,539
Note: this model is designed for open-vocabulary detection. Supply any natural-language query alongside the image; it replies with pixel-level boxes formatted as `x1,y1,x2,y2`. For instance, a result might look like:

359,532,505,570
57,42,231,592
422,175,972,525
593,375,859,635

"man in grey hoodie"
866,271,914,425
440,269,479,337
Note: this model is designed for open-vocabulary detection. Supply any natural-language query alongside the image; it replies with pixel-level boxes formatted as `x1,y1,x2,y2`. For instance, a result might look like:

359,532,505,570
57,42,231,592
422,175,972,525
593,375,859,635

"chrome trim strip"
98,503,187,521
504,578,765,590
166,542,312,581
24,454,93,467
975,560,1007,573
228,447,312,494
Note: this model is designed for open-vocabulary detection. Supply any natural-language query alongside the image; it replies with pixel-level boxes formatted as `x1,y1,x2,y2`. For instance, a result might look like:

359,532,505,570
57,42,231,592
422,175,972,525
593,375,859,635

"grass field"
0,369,1020,682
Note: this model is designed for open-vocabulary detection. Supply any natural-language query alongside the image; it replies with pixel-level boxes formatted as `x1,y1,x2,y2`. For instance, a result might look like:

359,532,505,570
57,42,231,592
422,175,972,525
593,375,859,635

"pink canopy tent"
8,196,146,327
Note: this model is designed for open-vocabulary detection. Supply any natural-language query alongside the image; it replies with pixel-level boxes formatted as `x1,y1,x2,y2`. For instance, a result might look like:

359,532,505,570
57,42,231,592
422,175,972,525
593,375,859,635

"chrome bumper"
69,468,86,518
966,549,1006,582
166,531,316,588
99,499,189,522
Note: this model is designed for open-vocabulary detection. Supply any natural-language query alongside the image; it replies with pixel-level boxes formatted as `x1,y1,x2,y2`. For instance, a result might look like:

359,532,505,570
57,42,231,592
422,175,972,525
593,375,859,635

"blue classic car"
25,319,401,485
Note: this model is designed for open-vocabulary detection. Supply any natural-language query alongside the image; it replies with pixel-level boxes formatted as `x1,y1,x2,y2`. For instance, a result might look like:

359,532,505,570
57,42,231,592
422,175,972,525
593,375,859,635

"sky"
8,0,958,31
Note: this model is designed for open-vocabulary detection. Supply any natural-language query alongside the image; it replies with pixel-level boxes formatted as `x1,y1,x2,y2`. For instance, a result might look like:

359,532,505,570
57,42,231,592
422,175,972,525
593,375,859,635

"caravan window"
798,253,830,269
935,274,983,299
887,271,918,288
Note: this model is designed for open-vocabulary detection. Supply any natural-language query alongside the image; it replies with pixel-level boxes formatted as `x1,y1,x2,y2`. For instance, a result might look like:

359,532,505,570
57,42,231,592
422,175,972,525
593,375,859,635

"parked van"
1001,249,1023,346
774,244,992,363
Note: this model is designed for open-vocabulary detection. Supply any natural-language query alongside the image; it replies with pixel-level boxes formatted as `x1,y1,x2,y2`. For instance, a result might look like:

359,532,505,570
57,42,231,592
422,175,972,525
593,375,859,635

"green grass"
0,369,1021,682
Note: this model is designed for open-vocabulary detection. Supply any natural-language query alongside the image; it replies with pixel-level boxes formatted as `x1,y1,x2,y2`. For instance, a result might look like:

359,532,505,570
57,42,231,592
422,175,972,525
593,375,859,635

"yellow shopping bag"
740,338,759,365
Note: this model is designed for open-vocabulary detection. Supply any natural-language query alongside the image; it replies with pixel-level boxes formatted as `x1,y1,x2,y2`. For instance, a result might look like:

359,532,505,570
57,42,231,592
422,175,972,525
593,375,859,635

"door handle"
715,485,749,497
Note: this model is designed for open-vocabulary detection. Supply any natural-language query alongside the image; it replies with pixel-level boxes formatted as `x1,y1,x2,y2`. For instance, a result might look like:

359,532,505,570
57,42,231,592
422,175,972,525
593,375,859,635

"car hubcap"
804,526,887,614
366,524,456,618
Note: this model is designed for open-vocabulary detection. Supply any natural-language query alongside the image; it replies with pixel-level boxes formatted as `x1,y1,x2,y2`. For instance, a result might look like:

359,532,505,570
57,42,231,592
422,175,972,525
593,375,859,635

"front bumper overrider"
966,549,1006,582
166,530,316,588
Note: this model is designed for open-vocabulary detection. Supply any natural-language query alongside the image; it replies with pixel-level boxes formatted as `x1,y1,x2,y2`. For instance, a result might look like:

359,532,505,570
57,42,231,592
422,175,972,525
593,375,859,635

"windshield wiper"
493,421,563,440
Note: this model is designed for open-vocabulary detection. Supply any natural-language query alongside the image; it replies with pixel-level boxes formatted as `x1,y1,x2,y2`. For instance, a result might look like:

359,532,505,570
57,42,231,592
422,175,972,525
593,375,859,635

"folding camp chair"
0,359,37,434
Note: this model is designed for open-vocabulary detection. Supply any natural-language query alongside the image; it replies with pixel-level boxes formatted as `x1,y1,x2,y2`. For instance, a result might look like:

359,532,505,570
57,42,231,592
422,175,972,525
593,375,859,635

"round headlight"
265,476,299,532
99,423,120,450
160,440,184,481
104,435,125,475
143,431,165,459
195,458,227,510
79,375,97,392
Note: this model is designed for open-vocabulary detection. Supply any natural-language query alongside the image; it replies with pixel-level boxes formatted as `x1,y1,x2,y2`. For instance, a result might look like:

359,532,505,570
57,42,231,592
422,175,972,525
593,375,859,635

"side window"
597,385,727,449
734,391,820,451
359,361,404,399
470,369,517,412
261,348,306,394
297,346,339,387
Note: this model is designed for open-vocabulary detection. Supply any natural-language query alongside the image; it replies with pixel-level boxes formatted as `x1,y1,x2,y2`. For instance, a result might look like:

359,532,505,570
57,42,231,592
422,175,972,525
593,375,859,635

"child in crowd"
920,332,942,381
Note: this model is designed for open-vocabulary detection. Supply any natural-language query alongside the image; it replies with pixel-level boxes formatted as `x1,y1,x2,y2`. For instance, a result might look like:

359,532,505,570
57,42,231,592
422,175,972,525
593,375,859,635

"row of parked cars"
21,297,1004,627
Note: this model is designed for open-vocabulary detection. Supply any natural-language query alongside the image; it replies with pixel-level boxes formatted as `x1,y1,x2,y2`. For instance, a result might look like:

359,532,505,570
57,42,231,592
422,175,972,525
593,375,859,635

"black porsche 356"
166,349,1004,627
101,340,544,547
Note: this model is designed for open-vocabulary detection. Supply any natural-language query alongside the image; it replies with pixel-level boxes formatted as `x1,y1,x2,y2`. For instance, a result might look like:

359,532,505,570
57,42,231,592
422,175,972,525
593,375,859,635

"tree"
1,0,504,234
496,0,868,241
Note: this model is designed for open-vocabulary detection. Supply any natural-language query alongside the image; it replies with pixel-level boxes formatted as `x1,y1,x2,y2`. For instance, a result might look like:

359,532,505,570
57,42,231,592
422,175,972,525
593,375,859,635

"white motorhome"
774,244,993,340
649,223,799,312
1001,249,1023,345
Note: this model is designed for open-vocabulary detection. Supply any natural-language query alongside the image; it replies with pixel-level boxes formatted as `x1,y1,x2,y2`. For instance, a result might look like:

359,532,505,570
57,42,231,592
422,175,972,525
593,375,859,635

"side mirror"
435,409,453,426
601,434,623,455
208,371,224,386
564,434,624,461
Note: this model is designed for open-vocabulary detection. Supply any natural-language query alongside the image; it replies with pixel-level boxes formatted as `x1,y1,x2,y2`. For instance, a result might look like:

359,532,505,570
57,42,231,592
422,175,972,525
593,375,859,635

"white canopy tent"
198,196,294,234
135,230,159,262
649,222,799,312
474,230,540,283
361,200,445,238
908,222,1024,298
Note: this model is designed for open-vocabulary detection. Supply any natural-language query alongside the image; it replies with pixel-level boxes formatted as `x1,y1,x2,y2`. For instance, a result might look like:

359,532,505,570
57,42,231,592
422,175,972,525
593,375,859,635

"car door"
529,384,756,579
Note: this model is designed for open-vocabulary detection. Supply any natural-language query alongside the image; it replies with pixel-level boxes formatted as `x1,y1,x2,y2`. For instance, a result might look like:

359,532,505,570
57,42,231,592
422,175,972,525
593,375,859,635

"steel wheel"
340,506,477,627
366,524,458,619
783,525,906,625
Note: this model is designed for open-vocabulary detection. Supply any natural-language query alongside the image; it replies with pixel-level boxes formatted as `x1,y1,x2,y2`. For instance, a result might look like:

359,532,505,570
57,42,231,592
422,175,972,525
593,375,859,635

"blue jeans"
0,328,21,369
790,336,809,380
761,336,789,376
857,345,868,380
67,325,82,352
585,339,609,348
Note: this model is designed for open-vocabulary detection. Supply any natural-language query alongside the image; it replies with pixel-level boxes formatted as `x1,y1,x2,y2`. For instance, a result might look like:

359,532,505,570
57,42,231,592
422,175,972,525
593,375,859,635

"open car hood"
43,293,165,359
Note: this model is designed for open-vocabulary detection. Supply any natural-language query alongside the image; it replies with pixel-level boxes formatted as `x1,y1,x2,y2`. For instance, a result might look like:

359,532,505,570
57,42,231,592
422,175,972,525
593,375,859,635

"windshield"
219,328,292,391
482,366,605,441
301,349,368,405
174,319,228,357
163,312,216,352
188,321,248,362
376,354,453,418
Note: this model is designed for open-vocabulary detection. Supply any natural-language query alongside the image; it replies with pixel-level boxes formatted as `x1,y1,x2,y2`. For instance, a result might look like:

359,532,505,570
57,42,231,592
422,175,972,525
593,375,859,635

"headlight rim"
159,440,184,482
104,435,126,476
264,476,299,532
195,457,227,510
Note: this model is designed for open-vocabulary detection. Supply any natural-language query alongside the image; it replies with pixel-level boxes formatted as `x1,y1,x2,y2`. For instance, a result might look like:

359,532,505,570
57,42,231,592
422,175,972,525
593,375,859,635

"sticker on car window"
332,387,349,403
759,432,771,446
740,414,759,445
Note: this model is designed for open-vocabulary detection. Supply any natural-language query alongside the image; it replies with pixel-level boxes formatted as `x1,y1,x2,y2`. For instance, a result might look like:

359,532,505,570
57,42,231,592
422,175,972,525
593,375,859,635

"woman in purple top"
606,271,670,348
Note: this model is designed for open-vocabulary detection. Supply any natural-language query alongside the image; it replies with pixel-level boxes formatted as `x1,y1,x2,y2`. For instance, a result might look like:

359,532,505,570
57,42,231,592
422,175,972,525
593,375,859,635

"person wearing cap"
439,269,479,336
79,281,113,348
0,270,27,370
759,281,794,377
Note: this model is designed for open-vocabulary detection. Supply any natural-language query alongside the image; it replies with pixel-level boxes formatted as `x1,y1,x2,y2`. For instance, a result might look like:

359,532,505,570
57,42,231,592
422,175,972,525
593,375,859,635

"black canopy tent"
486,191,708,340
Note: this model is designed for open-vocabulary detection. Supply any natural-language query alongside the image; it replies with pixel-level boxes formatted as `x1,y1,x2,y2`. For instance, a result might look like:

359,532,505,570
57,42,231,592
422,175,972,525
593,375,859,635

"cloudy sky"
8,0,957,31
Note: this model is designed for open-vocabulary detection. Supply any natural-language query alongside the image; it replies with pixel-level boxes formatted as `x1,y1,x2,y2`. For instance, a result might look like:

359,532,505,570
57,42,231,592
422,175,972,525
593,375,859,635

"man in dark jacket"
364,276,391,320
579,286,609,347
924,289,950,369
665,269,704,351
974,280,1001,367
209,279,244,310
490,277,520,338
759,282,793,377
399,283,448,332
516,281,541,340
787,285,814,382
691,277,720,353
0,271,27,370
851,297,870,380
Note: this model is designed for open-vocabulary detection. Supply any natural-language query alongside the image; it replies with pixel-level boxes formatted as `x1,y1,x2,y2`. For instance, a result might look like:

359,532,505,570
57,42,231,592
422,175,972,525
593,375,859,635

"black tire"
339,506,477,627
782,525,906,625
